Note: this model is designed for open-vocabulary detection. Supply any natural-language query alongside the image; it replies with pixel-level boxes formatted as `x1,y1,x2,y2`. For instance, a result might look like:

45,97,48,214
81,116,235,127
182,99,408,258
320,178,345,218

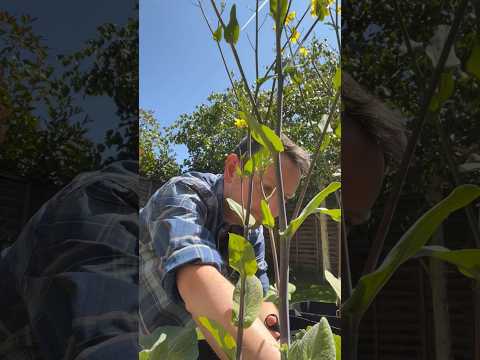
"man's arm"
177,264,280,360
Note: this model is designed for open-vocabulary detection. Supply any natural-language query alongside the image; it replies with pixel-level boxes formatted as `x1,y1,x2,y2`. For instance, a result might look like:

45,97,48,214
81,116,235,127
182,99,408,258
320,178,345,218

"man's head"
342,72,407,226
223,134,310,225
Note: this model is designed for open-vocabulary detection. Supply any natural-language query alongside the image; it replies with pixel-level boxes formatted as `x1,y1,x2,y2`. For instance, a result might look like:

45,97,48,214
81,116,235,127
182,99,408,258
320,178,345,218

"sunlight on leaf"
198,317,236,360
316,208,341,222
213,23,223,42
332,66,341,91
325,269,341,301
261,199,275,228
288,317,336,360
224,4,240,45
270,0,289,25
139,325,198,360
229,232,258,276
226,198,256,227
232,275,263,327
334,334,341,360
311,0,333,20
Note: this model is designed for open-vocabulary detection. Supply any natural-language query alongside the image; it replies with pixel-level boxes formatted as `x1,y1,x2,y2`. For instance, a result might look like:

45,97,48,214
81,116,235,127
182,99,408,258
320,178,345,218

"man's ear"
224,153,240,183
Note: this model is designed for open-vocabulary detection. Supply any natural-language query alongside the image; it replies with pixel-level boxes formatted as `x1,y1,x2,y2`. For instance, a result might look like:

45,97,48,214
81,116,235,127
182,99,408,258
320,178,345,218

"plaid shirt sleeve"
250,227,270,295
141,180,225,306
0,161,140,360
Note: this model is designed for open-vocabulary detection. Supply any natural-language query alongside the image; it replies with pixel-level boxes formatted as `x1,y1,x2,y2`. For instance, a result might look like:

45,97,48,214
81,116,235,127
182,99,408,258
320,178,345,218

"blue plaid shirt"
139,172,269,334
0,161,139,360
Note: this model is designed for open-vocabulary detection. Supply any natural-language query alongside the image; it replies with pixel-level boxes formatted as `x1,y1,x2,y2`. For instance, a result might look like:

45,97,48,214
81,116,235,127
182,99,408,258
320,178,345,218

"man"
342,71,407,230
0,161,140,360
139,134,310,359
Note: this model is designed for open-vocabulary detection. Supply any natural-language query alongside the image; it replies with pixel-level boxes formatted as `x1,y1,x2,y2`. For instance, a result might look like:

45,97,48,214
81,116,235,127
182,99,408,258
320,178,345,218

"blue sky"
3,1,134,144
140,0,338,163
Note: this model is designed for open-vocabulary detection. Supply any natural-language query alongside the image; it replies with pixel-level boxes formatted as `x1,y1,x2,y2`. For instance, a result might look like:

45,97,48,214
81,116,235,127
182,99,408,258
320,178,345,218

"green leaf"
290,283,337,305
311,0,332,20
342,185,480,320
196,327,206,340
229,233,258,276
316,208,341,222
282,182,341,239
466,39,480,80
260,199,275,228
226,198,256,227
264,282,297,305
288,317,336,360
429,71,455,112
213,23,223,42
243,145,273,176
139,326,198,360
198,316,236,360
334,334,341,360
243,158,254,175
320,132,331,151
332,66,341,90
284,65,303,85
232,275,264,327
334,119,341,138
258,125,284,152
238,102,283,154
224,4,240,45
325,269,341,301
270,0,288,25
256,75,274,87
415,245,480,280
138,333,168,360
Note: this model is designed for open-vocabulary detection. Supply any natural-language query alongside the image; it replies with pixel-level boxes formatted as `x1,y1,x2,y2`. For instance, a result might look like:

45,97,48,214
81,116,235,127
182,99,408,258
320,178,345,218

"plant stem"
235,275,247,360
260,5,315,83
292,91,339,219
197,1,239,99
272,0,291,348
362,0,469,274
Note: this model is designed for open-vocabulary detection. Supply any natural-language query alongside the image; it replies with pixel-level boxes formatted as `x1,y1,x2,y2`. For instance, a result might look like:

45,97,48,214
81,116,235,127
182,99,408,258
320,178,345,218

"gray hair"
342,72,408,164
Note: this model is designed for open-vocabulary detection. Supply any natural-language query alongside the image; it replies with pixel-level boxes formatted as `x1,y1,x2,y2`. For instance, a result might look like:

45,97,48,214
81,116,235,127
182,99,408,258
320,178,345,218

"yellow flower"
284,11,296,26
299,47,309,57
290,28,300,44
234,118,248,129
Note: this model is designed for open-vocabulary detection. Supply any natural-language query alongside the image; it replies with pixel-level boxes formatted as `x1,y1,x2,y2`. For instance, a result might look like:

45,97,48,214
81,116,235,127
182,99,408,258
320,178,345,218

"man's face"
342,116,385,227
224,153,302,226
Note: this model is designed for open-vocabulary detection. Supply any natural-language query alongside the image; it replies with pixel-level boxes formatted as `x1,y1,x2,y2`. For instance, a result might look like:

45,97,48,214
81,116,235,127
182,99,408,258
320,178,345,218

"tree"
0,11,101,185
166,38,340,196
140,109,180,182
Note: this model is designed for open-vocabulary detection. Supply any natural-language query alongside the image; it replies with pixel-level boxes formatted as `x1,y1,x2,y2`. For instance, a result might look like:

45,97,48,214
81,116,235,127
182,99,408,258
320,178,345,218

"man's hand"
176,264,280,360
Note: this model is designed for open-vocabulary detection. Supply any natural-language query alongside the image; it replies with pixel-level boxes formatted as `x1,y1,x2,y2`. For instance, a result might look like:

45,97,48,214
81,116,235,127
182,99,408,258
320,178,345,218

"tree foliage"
0,6,138,185
140,109,180,181
164,38,340,196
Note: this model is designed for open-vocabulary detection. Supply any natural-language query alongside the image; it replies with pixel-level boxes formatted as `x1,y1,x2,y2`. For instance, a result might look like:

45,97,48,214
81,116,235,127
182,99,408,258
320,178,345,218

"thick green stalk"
273,0,290,348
